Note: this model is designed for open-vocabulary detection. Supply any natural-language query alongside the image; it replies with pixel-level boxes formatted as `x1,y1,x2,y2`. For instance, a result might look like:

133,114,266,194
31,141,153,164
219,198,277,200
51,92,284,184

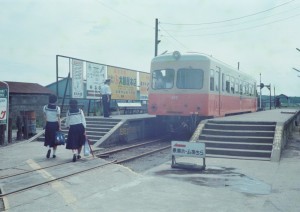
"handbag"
55,131,65,145
84,140,91,156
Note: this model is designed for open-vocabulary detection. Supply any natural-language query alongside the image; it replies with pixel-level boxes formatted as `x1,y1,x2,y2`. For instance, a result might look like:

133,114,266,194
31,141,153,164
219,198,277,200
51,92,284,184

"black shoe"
53,155,56,158
72,154,76,162
46,149,51,158
77,155,81,159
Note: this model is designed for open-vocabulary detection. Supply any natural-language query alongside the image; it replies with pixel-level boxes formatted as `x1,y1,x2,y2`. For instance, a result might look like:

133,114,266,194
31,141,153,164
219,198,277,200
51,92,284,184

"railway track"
0,137,171,198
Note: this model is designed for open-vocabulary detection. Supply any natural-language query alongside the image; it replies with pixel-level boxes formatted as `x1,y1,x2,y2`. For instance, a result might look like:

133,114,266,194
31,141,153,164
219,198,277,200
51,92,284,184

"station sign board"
171,141,206,158
0,88,8,125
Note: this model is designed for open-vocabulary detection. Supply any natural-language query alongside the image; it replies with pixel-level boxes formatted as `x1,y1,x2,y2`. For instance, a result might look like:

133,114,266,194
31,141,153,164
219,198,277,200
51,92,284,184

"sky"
1,0,300,96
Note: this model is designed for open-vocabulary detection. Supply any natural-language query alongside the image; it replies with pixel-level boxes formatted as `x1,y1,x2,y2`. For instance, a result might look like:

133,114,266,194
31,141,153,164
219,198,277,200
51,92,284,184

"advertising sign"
72,59,84,98
139,72,150,100
86,63,106,99
107,66,137,100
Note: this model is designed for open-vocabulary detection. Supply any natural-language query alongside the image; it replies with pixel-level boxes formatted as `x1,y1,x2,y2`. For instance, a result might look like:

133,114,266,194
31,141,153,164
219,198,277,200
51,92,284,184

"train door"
210,67,221,116
216,67,221,116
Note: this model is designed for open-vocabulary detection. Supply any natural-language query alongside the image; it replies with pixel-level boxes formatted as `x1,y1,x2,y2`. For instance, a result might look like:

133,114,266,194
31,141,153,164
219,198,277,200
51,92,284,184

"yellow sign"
107,66,137,100
139,72,150,100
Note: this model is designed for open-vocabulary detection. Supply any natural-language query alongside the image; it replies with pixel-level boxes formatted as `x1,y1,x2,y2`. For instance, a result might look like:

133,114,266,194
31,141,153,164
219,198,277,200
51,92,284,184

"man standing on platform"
101,79,112,118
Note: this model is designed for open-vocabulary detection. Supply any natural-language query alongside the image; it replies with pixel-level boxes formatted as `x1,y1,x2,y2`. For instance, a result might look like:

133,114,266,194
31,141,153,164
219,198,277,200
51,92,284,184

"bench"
117,102,147,114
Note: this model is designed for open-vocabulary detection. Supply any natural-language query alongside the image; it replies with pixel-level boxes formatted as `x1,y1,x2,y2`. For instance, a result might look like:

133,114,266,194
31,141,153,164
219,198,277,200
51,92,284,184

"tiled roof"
2,81,54,95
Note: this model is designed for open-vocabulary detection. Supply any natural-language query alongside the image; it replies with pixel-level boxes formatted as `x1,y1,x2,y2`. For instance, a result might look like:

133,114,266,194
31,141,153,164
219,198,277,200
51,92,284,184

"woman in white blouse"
43,94,61,158
65,99,86,162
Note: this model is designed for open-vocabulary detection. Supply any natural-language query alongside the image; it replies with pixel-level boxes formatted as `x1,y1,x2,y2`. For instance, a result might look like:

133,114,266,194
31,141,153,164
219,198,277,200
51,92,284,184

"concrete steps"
199,120,276,160
38,117,122,145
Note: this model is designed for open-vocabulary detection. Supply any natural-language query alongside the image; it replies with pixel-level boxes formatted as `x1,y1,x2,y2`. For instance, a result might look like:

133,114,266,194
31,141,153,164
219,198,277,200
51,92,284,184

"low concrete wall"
95,117,165,148
271,110,300,162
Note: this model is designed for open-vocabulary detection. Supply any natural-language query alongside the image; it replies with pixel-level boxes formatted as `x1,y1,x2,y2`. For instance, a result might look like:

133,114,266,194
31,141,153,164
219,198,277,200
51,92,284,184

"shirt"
65,109,86,128
43,105,60,122
101,84,111,95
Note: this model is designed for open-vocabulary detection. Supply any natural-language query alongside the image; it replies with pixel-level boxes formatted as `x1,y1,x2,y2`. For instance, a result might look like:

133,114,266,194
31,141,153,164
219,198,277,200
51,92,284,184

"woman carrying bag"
43,94,61,158
65,99,86,162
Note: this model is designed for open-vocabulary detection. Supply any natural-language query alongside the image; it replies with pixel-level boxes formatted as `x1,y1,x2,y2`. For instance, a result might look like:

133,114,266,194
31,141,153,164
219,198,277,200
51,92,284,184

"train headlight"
173,51,181,60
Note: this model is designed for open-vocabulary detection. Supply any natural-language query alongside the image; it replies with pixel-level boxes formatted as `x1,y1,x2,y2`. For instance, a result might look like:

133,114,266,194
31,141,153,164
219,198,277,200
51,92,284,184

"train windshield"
177,68,204,89
152,69,175,89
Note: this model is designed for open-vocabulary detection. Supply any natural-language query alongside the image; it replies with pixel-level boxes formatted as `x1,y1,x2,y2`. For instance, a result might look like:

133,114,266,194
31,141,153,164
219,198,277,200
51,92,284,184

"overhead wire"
166,12,300,37
161,0,296,26
94,0,299,52
162,5,300,32
159,0,300,43
94,0,153,29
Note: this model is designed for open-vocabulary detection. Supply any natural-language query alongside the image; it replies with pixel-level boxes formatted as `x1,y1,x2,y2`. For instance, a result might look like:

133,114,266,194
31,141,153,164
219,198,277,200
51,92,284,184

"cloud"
1,0,300,96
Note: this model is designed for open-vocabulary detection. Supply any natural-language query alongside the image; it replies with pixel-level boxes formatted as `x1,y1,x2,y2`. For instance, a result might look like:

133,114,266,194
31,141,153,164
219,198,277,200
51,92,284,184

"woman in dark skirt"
65,99,86,162
43,94,61,158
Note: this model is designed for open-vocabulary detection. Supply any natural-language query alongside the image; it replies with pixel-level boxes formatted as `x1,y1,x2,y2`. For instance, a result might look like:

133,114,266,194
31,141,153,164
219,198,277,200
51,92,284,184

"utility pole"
154,18,160,57
259,73,262,109
274,86,276,108
269,84,271,110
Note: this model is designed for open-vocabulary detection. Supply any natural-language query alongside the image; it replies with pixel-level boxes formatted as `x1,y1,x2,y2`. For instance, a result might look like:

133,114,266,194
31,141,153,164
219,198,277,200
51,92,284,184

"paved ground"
1,109,300,211
1,127,300,211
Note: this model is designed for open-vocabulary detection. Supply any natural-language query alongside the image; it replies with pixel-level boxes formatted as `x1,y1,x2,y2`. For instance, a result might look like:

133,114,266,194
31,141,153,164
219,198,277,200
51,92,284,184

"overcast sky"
1,0,300,96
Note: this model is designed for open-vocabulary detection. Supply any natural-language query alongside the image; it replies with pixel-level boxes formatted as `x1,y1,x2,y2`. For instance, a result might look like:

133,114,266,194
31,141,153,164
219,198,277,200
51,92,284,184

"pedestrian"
65,99,86,162
101,79,112,118
43,94,61,158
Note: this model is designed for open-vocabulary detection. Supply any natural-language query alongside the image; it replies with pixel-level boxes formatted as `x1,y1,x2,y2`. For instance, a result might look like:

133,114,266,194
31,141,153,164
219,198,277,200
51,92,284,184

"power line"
163,12,300,37
161,0,296,26
95,0,153,29
161,5,300,32
159,24,190,50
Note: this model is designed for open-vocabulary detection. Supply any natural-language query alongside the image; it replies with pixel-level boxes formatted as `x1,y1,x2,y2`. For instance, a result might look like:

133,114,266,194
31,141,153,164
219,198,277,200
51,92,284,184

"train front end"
148,51,210,137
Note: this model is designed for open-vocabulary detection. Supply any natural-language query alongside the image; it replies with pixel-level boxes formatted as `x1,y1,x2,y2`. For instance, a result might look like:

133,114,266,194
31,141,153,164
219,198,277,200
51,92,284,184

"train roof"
152,51,255,81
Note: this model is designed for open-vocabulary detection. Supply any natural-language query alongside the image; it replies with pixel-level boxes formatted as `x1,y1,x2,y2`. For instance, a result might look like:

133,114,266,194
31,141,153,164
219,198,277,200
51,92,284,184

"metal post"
154,18,160,57
269,84,271,110
56,55,59,97
274,86,276,109
259,73,262,109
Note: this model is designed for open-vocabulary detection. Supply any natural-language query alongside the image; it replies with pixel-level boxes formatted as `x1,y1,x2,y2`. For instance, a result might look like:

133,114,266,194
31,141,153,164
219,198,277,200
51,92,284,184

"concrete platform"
213,108,298,123
1,110,300,211
1,126,300,211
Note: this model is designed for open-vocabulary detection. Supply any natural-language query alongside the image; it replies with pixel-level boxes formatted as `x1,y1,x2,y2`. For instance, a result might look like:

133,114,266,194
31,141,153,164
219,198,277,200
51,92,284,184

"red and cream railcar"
148,51,257,133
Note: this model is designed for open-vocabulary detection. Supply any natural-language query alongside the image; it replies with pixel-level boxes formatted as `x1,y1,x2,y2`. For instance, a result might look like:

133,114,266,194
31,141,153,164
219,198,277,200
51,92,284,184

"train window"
235,78,239,94
242,82,246,95
240,82,243,95
225,75,230,93
222,73,225,92
230,76,235,93
215,70,220,91
245,83,249,95
177,68,204,89
152,69,174,89
210,69,214,91
249,84,253,96
165,70,175,89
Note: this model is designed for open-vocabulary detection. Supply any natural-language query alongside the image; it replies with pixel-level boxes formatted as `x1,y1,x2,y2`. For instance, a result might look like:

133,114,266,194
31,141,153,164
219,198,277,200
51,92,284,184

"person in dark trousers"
101,79,112,118
65,99,86,162
43,94,61,158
